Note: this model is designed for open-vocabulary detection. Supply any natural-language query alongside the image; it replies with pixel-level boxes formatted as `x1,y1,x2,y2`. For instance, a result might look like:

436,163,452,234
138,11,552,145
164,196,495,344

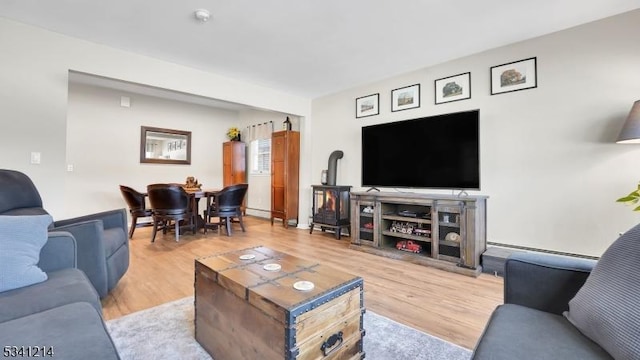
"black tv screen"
362,110,480,189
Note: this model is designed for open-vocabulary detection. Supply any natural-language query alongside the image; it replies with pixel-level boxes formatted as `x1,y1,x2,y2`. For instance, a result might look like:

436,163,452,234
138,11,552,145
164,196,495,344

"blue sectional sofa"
0,229,120,359
472,252,611,359
0,169,129,298
473,219,640,360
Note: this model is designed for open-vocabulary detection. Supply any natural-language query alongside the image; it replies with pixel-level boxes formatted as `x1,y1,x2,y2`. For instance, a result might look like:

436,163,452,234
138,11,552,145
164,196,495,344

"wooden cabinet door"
272,187,285,213
223,145,233,187
271,133,285,214
222,141,247,212
223,141,246,187
271,134,285,161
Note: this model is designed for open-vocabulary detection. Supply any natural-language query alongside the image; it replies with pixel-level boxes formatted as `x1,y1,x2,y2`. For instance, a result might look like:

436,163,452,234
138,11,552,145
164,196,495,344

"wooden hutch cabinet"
271,130,300,228
222,141,246,211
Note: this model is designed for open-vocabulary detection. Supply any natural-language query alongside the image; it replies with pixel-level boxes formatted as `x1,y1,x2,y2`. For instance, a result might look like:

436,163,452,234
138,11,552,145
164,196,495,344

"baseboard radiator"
482,242,599,277
245,208,270,219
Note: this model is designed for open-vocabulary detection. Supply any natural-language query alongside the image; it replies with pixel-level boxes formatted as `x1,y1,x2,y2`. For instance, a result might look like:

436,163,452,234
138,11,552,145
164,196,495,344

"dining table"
184,188,220,232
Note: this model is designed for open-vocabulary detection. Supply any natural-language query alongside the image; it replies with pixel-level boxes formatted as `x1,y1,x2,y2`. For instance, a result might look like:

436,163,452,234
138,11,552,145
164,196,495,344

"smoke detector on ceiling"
194,9,211,22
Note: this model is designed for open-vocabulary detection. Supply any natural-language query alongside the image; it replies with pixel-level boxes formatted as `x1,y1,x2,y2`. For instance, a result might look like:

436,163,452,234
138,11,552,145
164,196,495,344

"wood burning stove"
310,185,351,239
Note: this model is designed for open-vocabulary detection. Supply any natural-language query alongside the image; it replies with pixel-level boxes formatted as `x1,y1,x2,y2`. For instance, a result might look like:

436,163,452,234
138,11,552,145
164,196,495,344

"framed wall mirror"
140,126,191,165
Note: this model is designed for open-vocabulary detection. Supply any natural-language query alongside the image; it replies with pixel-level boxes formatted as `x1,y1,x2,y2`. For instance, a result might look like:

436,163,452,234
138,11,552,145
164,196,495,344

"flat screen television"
361,110,480,189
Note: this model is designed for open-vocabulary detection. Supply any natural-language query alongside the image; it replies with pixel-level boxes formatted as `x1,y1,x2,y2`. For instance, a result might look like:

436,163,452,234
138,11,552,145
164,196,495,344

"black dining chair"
119,185,153,239
203,183,248,236
146,183,194,242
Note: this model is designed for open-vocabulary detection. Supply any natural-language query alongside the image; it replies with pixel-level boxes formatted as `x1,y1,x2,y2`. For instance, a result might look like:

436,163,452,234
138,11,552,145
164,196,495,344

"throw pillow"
564,222,640,359
0,214,53,292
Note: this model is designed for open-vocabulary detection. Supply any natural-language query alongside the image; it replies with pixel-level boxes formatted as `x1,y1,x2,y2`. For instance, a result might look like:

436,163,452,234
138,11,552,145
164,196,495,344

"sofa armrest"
49,220,108,297
39,231,77,273
54,208,127,231
504,252,596,315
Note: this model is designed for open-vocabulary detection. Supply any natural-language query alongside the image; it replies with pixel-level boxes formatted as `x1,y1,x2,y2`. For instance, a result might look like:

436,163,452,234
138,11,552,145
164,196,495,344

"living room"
1,3,640,359
2,6,640,257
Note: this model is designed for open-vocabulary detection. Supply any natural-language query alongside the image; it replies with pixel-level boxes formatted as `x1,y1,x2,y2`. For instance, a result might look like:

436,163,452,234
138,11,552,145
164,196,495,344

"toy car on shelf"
389,221,415,234
396,240,422,253
361,206,374,214
413,227,431,237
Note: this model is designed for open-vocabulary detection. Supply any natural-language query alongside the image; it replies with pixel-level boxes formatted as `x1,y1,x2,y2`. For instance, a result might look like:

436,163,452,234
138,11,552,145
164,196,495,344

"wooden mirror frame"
140,126,192,165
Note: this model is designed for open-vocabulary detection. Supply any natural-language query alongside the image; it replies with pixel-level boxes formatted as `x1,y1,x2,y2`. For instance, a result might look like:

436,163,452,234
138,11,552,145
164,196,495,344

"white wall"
311,9,640,256
0,17,311,219
66,83,238,217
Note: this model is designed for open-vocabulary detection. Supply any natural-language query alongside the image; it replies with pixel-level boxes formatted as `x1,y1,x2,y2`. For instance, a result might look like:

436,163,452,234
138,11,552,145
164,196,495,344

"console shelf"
350,191,487,277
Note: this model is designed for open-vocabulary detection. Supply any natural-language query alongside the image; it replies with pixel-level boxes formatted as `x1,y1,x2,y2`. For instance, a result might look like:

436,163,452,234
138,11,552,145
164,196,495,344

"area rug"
106,297,471,360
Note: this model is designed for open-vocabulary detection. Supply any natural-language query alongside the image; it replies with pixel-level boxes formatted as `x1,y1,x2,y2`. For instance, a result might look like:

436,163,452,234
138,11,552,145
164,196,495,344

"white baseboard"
245,208,270,218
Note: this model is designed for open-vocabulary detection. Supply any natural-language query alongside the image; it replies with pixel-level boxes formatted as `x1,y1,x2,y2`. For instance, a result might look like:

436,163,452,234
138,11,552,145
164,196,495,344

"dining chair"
119,185,153,239
203,183,248,236
146,183,194,242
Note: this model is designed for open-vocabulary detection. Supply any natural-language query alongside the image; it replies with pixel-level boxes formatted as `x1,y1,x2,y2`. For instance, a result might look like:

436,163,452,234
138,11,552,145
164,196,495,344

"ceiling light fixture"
194,9,211,22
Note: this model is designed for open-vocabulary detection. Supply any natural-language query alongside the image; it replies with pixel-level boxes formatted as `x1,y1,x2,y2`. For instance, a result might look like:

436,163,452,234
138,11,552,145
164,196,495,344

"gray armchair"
0,229,120,360
472,252,611,359
0,231,102,323
0,169,129,298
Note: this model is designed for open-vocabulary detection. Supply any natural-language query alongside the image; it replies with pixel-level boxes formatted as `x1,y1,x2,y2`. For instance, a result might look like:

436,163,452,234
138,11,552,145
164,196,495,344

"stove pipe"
327,150,343,186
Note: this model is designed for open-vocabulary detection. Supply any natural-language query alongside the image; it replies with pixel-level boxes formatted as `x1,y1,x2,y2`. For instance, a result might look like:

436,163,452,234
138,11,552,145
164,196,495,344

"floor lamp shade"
616,100,640,144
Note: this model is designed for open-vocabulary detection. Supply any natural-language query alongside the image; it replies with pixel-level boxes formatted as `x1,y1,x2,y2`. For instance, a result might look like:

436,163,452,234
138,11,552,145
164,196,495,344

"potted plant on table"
227,127,241,141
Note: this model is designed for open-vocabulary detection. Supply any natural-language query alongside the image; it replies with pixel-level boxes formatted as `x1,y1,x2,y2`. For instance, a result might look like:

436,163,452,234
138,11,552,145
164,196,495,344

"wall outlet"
67,164,74,172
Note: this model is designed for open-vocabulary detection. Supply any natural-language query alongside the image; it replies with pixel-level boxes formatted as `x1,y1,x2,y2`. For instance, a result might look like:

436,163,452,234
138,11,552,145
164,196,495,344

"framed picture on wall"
391,84,420,112
356,93,380,118
434,72,471,104
490,57,537,95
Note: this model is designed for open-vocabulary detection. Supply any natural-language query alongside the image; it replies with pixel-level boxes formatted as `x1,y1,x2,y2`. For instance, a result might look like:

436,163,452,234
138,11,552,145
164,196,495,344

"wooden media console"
350,192,487,277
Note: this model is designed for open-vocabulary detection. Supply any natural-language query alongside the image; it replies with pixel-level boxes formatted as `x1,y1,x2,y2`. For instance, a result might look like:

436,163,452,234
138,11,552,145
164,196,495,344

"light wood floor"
102,216,503,350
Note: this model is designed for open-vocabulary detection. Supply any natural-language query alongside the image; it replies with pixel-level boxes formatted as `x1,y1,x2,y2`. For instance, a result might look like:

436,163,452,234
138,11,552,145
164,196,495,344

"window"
250,138,271,174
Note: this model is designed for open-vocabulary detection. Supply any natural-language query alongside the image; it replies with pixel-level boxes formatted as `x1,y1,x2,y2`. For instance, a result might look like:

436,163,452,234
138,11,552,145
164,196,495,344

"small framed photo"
391,84,420,112
435,72,471,105
491,57,537,95
356,93,380,118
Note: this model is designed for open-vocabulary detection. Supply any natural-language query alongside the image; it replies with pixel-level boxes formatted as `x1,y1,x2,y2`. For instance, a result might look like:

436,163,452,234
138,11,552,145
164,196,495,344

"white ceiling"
1,1,639,98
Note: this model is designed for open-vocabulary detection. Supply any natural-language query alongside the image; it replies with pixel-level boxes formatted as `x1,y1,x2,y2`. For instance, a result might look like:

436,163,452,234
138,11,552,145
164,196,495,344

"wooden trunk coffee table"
194,246,365,360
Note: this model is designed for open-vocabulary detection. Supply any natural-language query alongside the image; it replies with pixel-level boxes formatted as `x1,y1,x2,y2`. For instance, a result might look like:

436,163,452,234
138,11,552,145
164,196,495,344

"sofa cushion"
473,304,611,360
103,227,127,257
0,214,52,292
0,169,44,214
0,268,101,323
565,223,640,359
0,302,119,360
1,207,50,216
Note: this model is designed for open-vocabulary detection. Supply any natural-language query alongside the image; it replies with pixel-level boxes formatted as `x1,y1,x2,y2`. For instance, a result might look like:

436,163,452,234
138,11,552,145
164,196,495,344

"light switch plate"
30,152,41,164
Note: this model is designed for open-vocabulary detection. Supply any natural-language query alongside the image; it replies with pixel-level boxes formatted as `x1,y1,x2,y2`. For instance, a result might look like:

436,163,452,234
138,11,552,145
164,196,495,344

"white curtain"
245,121,273,142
